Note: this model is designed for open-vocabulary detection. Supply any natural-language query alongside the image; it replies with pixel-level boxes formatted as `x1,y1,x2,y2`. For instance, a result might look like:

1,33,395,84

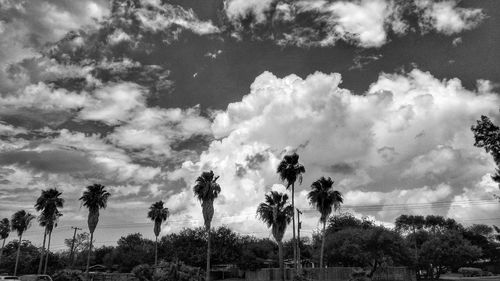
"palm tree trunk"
38,228,48,274
155,236,158,266
320,221,326,269
206,228,211,281
86,232,94,273
278,241,284,281
14,233,22,276
0,238,6,266
291,183,297,270
43,230,52,274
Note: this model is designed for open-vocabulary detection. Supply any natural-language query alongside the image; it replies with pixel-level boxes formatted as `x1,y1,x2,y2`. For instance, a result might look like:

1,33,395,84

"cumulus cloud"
416,0,484,35
224,0,484,48
166,68,499,235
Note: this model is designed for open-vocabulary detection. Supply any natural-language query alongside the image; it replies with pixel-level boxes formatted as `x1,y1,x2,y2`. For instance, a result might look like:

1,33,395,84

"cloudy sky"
0,0,499,249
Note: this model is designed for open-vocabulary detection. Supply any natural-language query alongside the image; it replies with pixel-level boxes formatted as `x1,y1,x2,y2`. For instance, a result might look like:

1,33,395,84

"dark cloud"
0,149,94,174
324,162,357,175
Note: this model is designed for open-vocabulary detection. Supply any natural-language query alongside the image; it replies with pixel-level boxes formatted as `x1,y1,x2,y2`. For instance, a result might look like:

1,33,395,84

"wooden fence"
245,267,416,281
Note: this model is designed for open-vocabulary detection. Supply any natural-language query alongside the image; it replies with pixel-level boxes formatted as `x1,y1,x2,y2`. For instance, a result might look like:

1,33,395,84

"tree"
471,115,500,190
277,152,305,269
79,183,110,273
11,210,35,275
419,231,481,280
307,177,343,269
322,226,411,277
395,215,425,265
34,188,64,274
257,191,293,281
0,218,10,267
193,170,221,281
147,200,169,266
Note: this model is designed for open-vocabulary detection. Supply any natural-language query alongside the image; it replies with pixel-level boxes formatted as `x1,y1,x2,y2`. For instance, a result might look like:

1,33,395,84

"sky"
0,0,499,251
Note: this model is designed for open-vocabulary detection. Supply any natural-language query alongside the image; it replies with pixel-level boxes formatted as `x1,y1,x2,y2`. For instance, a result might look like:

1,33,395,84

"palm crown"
80,184,111,211
193,170,221,229
35,188,64,231
80,183,110,233
148,200,169,237
11,210,35,236
256,191,293,242
193,171,221,202
308,177,343,223
277,153,305,188
0,218,10,239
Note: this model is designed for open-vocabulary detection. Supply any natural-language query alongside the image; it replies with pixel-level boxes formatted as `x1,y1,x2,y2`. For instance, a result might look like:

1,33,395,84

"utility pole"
297,208,302,272
69,227,82,267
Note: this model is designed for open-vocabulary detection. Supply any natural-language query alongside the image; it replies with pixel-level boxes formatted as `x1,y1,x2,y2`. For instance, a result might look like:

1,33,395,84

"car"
0,277,20,280
19,275,52,281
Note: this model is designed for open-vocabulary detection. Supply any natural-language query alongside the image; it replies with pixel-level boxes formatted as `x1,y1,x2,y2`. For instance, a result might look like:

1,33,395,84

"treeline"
1,213,499,280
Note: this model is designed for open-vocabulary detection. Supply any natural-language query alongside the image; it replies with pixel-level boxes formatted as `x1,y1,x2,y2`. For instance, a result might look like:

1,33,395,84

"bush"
52,269,85,281
132,264,154,281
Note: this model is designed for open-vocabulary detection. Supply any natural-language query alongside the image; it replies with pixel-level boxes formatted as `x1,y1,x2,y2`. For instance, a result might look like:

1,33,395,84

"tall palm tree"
0,218,10,266
257,191,293,281
79,184,110,273
34,188,64,274
307,177,343,269
147,200,169,266
41,211,62,274
193,170,221,281
277,152,305,268
11,210,35,276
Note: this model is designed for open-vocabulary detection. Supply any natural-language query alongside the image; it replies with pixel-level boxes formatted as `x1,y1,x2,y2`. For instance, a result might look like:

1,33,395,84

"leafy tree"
395,215,425,264
322,226,411,277
147,201,169,266
0,218,10,266
257,191,293,281
307,176,343,268
471,115,500,190
419,231,481,280
277,153,305,269
79,183,111,273
11,210,35,275
35,188,64,274
462,224,500,264
193,170,221,281
1,240,42,275
107,233,154,272
237,237,277,271
64,232,90,253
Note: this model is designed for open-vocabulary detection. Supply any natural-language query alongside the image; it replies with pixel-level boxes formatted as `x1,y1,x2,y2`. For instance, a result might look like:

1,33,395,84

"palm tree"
193,170,221,281
307,177,343,269
11,210,35,276
41,211,62,274
79,184,110,273
257,191,293,281
277,152,305,268
147,200,169,266
0,218,10,266
34,188,64,274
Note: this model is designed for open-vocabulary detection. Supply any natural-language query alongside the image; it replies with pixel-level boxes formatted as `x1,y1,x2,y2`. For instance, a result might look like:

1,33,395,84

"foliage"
52,269,85,281
419,230,482,279
132,264,154,281
277,153,306,187
471,115,500,186
64,232,90,252
322,226,411,273
0,218,10,240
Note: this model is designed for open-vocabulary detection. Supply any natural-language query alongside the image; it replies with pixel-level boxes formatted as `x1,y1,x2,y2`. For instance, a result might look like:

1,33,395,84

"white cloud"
136,3,219,35
416,0,484,35
78,83,147,125
225,0,275,23
168,68,499,235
